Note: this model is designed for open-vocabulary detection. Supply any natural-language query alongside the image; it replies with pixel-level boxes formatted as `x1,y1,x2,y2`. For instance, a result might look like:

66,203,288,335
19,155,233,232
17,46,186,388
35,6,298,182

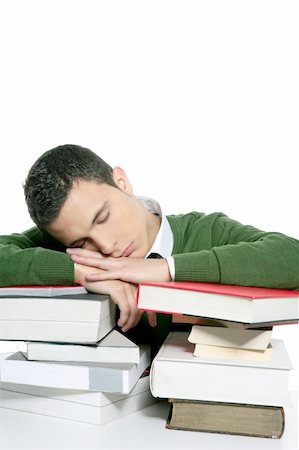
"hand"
74,263,157,332
67,248,171,284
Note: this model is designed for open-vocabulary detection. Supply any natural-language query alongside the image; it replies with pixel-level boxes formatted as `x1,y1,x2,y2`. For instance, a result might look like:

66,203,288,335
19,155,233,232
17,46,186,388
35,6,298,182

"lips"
121,243,134,257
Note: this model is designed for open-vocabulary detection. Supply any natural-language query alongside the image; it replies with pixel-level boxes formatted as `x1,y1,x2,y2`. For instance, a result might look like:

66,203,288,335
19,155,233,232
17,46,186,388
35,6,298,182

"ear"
112,167,133,194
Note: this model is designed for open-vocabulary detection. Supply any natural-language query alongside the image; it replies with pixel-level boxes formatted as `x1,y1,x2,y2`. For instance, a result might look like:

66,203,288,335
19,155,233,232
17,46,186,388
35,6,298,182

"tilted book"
166,399,284,439
192,343,273,362
0,373,157,426
0,346,150,394
137,281,299,326
150,332,292,406
24,329,140,364
188,325,272,350
0,291,116,343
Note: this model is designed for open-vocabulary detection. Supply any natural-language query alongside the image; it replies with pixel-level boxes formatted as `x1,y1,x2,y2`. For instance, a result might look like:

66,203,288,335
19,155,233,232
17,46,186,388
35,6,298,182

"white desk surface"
0,394,297,450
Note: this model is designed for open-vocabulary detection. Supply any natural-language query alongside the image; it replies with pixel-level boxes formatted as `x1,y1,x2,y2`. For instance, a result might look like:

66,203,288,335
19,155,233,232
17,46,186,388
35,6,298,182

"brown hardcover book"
166,399,285,439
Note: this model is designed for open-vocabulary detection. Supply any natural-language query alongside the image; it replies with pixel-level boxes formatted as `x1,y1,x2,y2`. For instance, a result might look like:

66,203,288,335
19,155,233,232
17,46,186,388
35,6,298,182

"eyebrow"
68,201,109,247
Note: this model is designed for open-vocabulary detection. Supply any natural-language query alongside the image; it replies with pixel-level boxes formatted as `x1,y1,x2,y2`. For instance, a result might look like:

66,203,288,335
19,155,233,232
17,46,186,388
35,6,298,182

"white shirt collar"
137,196,173,258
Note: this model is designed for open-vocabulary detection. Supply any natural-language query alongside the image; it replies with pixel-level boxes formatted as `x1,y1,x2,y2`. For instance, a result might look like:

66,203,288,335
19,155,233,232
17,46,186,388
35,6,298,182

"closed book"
193,343,273,361
0,368,150,406
150,332,292,406
188,325,272,350
24,330,140,363
0,292,116,343
137,281,299,326
0,346,150,394
166,399,284,439
0,374,157,426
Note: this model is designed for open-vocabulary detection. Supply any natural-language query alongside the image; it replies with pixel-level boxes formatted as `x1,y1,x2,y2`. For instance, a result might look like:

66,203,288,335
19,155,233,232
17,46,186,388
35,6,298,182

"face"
46,168,161,258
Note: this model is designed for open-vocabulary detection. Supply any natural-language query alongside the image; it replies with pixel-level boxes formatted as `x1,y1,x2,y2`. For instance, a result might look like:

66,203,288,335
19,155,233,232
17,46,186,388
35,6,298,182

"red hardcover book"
136,282,299,326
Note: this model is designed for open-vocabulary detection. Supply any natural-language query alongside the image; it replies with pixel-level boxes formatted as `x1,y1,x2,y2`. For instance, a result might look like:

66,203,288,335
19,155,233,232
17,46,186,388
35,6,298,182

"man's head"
24,144,160,257
24,144,117,229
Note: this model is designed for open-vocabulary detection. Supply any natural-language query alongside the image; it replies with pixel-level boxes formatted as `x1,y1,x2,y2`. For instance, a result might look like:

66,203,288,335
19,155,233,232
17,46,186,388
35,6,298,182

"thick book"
188,325,272,350
0,373,157,426
0,285,87,297
137,281,299,325
166,399,284,439
0,346,150,394
150,332,292,406
24,330,140,363
0,291,116,343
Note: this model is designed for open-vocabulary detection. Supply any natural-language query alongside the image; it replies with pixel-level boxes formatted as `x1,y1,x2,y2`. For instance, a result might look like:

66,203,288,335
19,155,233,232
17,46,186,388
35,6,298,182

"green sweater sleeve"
168,212,299,289
0,227,75,286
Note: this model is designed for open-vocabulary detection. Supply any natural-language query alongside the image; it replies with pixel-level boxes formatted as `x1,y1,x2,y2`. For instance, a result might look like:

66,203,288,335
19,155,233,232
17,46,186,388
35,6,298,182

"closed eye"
96,211,110,225
79,239,88,248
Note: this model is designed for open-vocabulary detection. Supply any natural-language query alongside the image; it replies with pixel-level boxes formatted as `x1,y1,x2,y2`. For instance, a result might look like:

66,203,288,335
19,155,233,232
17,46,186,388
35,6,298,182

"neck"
148,212,162,249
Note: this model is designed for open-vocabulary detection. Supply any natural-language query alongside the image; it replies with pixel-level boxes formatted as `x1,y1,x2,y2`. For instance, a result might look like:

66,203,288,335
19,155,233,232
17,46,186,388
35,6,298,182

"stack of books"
0,285,156,425
137,281,299,438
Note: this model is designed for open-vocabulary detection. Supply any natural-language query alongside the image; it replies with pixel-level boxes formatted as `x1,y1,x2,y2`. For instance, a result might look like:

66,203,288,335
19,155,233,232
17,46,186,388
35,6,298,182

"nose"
87,231,116,256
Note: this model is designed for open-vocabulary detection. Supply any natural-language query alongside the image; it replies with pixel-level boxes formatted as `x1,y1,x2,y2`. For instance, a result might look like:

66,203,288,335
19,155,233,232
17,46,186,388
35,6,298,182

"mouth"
121,243,135,257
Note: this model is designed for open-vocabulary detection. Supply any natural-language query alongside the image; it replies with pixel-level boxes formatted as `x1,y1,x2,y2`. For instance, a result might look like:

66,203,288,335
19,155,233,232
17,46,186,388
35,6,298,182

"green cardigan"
1,212,299,289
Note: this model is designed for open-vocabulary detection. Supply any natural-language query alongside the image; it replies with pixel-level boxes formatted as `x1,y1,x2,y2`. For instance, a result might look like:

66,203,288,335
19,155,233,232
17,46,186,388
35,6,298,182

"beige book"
193,343,273,361
188,325,272,350
167,399,284,438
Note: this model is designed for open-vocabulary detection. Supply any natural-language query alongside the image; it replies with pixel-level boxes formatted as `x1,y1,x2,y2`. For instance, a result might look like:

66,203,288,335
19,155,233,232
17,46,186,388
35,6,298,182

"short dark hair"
24,144,116,229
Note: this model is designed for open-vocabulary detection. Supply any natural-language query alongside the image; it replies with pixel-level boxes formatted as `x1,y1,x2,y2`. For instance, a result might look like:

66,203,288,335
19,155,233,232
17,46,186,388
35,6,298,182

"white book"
0,346,150,394
0,368,150,406
150,332,292,406
0,375,157,426
188,325,272,350
24,329,140,364
0,292,116,343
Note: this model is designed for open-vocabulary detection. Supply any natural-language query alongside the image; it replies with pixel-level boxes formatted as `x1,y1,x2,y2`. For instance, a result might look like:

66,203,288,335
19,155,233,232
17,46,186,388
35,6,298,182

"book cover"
150,332,292,406
0,285,87,297
24,329,140,363
166,399,284,439
137,281,299,325
0,346,150,394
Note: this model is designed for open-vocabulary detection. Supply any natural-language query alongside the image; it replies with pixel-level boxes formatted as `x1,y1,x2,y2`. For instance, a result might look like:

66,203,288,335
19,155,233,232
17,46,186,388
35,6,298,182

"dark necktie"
148,252,162,259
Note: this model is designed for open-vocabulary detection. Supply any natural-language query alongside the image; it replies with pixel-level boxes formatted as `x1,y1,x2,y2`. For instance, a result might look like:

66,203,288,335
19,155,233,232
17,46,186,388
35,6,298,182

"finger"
70,255,111,270
70,254,100,265
67,248,104,258
117,285,140,332
146,311,157,327
86,271,120,281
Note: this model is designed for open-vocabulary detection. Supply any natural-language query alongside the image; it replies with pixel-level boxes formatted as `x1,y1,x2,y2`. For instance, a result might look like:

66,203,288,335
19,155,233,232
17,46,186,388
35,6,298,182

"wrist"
74,263,85,286
158,259,172,282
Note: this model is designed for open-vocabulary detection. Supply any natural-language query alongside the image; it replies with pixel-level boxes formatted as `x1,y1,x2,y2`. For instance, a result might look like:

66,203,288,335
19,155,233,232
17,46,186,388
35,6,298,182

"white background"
0,1,298,389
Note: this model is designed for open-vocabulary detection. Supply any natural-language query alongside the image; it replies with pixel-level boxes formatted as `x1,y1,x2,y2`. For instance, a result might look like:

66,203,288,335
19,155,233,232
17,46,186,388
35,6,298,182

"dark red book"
136,281,299,326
